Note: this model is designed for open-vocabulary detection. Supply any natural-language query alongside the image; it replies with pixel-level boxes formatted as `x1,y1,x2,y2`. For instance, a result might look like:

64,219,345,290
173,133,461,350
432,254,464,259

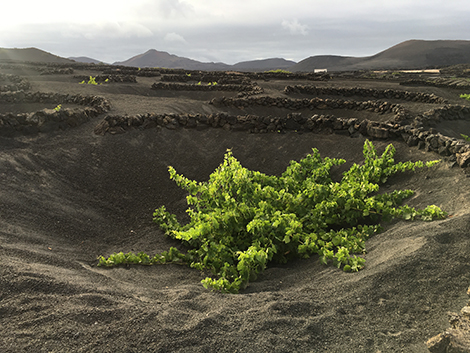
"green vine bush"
79,76,109,85
98,141,446,293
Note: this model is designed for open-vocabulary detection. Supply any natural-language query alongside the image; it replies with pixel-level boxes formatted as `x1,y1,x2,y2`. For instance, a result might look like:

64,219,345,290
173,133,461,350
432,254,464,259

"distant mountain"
231,58,297,71
113,49,297,71
0,48,74,63
364,40,470,69
290,40,470,72
113,49,231,71
290,56,362,72
69,56,105,65
6,40,470,72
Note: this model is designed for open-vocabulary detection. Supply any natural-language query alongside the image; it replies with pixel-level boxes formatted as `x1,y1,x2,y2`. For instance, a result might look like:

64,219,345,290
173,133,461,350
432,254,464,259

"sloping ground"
0,48,73,64
366,40,470,69
291,40,470,72
69,56,105,65
231,58,297,71
1,65,470,352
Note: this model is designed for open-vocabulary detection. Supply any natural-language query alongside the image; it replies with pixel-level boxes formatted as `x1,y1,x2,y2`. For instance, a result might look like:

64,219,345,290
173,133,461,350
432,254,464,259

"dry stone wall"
38,67,74,75
210,95,408,118
417,105,470,125
74,74,137,83
160,74,251,85
0,73,31,91
0,91,110,136
151,82,264,97
94,112,369,136
426,287,470,353
93,106,470,167
245,72,330,81
401,78,470,90
102,67,163,77
284,85,448,104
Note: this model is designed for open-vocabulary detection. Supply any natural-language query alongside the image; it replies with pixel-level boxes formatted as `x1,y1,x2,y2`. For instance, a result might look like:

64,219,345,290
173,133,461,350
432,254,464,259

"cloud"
164,32,187,44
159,0,193,17
132,0,194,21
62,22,154,40
282,19,308,36
4,0,470,67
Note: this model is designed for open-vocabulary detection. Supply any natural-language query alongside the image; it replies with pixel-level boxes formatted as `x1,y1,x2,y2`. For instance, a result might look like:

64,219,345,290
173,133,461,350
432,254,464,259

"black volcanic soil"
1,65,470,353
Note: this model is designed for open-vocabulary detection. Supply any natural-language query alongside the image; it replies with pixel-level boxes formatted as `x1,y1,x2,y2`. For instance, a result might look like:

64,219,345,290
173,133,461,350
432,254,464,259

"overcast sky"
1,0,470,64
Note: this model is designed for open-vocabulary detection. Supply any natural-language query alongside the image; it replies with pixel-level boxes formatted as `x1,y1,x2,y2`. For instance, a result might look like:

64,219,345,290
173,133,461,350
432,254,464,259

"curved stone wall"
0,73,31,91
400,78,470,90
245,72,330,81
74,74,137,83
417,105,470,125
93,108,470,167
102,68,162,77
38,67,74,75
151,82,264,97
284,85,448,104
209,95,407,117
160,74,251,85
0,91,110,136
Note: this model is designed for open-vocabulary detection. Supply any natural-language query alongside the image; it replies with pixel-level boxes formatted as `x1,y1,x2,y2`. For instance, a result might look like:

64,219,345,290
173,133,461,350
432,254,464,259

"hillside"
69,56,105,65
289,55,363,72
113,49,297,71
113,49,230,71
0,48,74,63
290,39,470,72
231,58,297,71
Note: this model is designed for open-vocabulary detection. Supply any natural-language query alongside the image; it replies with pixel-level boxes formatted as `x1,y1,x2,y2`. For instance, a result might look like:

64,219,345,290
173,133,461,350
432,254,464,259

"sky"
1,0,470,64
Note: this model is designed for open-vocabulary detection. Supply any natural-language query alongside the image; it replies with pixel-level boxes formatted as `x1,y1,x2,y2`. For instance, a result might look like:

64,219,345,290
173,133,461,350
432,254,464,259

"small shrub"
98,141,446,293
78,76,107,85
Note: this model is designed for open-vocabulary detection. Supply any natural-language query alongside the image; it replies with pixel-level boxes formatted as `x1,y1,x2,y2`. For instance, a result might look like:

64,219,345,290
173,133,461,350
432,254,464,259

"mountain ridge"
69,56,106,65
3,40,470,72
290,39,470,71
0,47,74,64
113,49,231,71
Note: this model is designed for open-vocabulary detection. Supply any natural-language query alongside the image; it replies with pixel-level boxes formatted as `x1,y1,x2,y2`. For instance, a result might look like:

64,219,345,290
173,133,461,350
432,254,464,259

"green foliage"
461,133,470,142
78,76,107,85
265,69,291,73
460,93,470,100
88,76,97,85
98,141,446,293
97,247,186,266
